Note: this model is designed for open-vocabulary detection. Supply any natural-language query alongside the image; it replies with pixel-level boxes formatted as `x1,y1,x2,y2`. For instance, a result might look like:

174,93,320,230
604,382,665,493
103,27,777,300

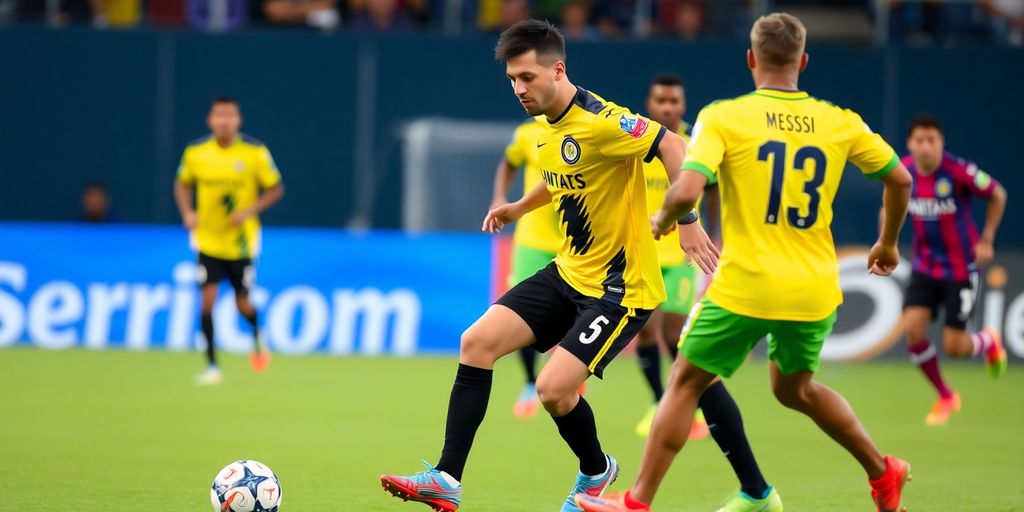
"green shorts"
660,263,698,316
680,298,837,378
510,245,557,287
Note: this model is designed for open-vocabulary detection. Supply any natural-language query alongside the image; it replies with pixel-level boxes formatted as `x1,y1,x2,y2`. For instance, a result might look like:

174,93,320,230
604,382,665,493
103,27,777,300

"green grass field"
1,348,1021,511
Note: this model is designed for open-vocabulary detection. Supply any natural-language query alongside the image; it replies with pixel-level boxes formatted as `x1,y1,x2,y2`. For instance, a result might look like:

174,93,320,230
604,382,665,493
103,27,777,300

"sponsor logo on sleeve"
619,115,649,138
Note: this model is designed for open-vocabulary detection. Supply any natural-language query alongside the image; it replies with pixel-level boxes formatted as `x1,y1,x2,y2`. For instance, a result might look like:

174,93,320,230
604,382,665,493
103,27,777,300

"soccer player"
379,20,699,512
635,73,716,439
576,13,915,512
899,113,1008,426
490,115,564,418
174,97,285,385
635,72,778,510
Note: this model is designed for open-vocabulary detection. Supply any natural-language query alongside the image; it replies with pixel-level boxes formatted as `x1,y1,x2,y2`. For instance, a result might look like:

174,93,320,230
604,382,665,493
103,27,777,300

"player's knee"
773,381,811,411
535,380,575,415
459,328,498,365
943,331,971,358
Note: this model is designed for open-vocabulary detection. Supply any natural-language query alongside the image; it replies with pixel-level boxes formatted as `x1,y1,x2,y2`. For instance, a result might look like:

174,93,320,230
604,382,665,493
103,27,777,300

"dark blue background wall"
1,27,1021,245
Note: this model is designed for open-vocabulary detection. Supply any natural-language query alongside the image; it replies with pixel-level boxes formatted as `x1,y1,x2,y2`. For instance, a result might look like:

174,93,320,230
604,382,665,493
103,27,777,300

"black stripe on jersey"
549,87,607,124
644,125,667,163
558,193,595,256
601,247,628,304
574,87,606,115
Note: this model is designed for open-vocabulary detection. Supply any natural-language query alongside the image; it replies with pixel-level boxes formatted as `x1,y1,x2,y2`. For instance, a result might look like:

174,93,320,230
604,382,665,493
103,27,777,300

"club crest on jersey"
619,114,649,138
935,177,952,198
561,136,581,165
234,161,245,172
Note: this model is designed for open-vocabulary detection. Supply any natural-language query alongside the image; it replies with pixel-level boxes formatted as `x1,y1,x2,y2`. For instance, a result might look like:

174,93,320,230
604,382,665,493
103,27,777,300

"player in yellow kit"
380,20,695,512
491,116,564,418
635,73,714,438
174,97,285,385
576,13,914,512
631,73,776,509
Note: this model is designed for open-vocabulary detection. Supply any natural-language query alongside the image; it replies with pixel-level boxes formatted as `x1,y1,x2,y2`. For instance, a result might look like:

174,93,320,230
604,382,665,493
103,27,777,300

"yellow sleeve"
593,108,666,163
176,148,195,184
846,112,899,180
504,124,528,168
681,107,725,181
255,146,282,188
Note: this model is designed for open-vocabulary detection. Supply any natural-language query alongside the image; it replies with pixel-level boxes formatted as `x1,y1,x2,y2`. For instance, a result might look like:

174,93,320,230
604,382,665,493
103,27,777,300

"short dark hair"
650,73,684,88
494,19,566,63
211,96,239,109
907,113,942,137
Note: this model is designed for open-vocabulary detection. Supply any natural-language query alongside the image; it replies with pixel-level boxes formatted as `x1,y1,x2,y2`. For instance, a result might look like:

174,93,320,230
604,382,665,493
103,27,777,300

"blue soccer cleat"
562,455,620,512
381,460,462,512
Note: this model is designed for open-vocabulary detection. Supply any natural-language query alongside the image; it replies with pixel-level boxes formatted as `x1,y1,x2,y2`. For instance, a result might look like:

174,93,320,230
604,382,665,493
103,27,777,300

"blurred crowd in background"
1,0,1022,45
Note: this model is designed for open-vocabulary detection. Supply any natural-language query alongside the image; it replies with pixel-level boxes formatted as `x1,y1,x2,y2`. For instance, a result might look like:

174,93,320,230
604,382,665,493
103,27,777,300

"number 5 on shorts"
579,316,610,345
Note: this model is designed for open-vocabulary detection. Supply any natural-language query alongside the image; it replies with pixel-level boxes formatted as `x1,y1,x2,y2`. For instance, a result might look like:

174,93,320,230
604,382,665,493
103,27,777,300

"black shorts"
495,262,652,378
903,271,978,330
197,253,255,294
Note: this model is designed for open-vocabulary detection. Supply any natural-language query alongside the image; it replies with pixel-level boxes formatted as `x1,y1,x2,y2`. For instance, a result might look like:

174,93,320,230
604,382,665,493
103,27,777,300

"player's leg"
767,315,910,511
634,308,665,437
575,299,766,511
656,263,708,439
940,274,1006,378
547,297,651,512
226,259,269,373
902,272,960,424
698,380,775,508
381,264,572,510
195,254,223,384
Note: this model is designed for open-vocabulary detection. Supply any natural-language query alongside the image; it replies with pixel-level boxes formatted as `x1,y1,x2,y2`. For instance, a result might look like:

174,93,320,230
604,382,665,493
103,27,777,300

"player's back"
687,89,898,321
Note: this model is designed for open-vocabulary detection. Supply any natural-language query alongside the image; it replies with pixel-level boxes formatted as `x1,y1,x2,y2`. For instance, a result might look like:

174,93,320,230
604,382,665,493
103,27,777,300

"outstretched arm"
975,183,1007,266
482,181,552,234
870,163,913,275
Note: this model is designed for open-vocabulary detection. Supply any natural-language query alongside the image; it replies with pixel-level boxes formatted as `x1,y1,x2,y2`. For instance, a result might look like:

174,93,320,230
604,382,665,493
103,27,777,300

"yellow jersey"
177,134,282,260
683,89,898,321
538,87,668,310
506,118,563,253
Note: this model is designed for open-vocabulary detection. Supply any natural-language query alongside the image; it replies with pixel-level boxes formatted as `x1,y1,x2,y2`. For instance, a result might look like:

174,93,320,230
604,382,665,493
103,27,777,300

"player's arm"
871,163,912,276
656,130,686,185
174,150,197,230
231,183,285,227
230,145,286,226
482,181,551,234
976,181,1007,266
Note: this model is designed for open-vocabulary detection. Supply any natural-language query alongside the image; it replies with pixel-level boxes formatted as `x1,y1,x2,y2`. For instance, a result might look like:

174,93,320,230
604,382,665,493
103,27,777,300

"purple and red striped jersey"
905,152,998,282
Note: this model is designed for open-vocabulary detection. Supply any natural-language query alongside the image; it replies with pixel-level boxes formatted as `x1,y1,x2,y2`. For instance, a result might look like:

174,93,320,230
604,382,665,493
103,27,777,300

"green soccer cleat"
635,405,657,437
715,486,783,512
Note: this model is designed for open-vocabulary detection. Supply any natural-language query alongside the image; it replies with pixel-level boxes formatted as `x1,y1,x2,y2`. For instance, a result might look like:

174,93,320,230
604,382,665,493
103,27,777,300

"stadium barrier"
1,222,1021,360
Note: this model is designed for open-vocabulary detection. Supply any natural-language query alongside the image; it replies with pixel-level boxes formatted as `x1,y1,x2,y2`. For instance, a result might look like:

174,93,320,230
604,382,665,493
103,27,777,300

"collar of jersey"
753,88,810,100
547,86,585,125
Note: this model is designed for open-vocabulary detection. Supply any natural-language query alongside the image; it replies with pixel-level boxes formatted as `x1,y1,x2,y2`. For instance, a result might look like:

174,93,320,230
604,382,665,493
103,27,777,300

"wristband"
677,210,699,225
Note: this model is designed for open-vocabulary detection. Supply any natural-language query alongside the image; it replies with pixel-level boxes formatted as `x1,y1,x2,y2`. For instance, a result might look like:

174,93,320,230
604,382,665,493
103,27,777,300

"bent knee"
773,383,811,410
459,328,499,364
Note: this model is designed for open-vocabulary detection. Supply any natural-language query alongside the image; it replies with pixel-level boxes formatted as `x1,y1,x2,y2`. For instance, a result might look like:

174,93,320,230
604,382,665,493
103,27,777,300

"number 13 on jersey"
758,140,827,229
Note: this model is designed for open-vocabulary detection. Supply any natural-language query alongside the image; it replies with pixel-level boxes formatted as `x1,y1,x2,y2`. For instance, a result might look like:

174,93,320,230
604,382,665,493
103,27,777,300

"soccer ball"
210,460,283,512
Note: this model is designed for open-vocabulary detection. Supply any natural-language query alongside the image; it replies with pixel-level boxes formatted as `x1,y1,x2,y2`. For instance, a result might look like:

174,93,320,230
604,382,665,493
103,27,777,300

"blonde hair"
750,13,806,68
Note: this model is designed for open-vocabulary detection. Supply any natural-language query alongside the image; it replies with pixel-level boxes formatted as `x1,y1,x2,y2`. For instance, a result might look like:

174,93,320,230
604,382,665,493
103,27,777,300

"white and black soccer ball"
210,460,283,512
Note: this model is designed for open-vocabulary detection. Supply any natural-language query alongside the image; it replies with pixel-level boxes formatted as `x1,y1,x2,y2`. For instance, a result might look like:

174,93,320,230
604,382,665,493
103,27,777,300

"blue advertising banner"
0,223,492,355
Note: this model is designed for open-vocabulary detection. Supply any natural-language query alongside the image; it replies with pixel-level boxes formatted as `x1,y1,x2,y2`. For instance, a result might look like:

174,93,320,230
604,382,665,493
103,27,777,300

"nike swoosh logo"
537,142,547,147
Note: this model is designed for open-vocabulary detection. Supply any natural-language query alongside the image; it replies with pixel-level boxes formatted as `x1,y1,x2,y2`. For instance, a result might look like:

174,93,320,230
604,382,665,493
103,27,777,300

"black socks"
699,380,769,499
552,396,607,476
201,313,216,366
519,348,538,384
636,345,664,402
436,364,493,481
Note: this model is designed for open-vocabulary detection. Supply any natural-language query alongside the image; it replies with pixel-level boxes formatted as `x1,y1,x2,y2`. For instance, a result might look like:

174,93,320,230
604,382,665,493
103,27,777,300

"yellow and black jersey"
177,134,282,260
537,87,668,310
